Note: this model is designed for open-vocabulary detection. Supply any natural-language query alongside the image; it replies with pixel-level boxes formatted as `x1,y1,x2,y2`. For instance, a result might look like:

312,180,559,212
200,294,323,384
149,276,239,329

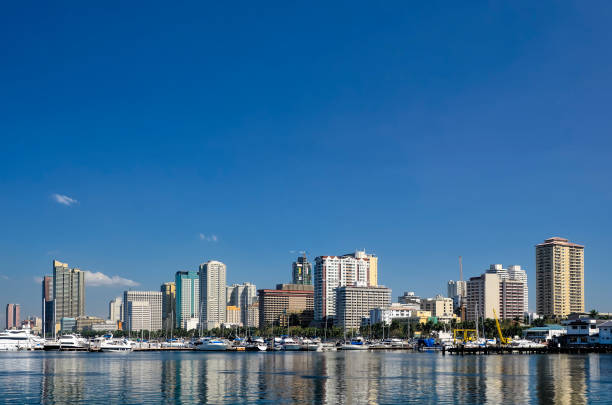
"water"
0,351,611,404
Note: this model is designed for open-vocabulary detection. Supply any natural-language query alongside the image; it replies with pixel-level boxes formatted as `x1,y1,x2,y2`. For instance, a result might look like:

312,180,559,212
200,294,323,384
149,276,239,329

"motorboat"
92,335,133,352
342,336,369,350
0,329,36,351
161,338,187,349
319,342,337,352
509,339,546,349
281,337,302,351
246,337,267,352
57,334,89,351
194,337,229,351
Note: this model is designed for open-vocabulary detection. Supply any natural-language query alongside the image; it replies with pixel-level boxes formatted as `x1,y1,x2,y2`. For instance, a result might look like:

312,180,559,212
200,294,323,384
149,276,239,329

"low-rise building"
397,292,421,310
90,320,119,332
370,304,416,325
599,321,612,345
523,324,566,342
60,317,76,332
181,317,199,331
75,316,106,331
558,315,599,346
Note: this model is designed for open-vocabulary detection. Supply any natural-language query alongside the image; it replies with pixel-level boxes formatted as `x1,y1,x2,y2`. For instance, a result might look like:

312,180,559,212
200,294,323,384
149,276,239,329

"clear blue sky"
1,2,611,324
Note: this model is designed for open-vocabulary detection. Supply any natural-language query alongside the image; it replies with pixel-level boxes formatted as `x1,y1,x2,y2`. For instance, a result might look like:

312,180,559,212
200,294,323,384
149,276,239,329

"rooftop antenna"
459,256,463,282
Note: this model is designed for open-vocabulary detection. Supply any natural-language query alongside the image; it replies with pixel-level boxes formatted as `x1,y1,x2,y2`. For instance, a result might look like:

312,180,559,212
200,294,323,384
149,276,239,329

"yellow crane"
493,308,510,344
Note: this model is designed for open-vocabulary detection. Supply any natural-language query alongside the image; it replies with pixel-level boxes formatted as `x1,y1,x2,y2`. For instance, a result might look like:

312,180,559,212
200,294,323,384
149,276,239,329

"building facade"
421,295,455,323
292,254,313,285
225,305,241,326
122,291,162,332
536,237,585,318
5,304,20,329
53,260,85,320
335,285,391,329
227,282,257,327
199,261,227,330
160,281,176,331
108,297,122,323
397,292,421,309
41,275,54,336
314,250,378,321
370,304,416,325
257,284,314,328
176,271,199,329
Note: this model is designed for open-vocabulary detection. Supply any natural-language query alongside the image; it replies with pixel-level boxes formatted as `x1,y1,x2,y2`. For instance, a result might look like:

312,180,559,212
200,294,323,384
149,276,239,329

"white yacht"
246,337,267,352
194,337,229,351
92,335,133,352
281,337,302,351
0,329,36,351
342,336,369,350
57,334,89,351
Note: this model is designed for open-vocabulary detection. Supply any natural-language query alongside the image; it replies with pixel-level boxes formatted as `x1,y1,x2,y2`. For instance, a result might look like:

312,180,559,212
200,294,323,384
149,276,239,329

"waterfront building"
466,264,527,321
536,237,585,318
227,282,257,326
522,324,566,342
181,317,199,330
53,260,85,320
225,305,241,326
75,316,105,331
420,295,456,323
397,292,421,310
559,315,599,346
160,281,176,331
257,284,314,328
41,275,54,336
599,321,612,345
199,260,227,330
108,297,122,323
176,271,199,329
123,290,163,332
314,250,378,321
369,304,417,325
292,254,312,285
5,304,20,329
89,320,119,332
335,285,391,329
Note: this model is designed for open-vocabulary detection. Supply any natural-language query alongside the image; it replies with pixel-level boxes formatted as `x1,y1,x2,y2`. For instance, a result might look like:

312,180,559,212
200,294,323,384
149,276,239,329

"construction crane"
493,308,510,345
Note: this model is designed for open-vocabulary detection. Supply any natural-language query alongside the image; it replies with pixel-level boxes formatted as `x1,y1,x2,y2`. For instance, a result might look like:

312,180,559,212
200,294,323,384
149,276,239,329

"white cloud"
84,271,139,287
52,193,78,206
0,274,9,280
199,233,218,242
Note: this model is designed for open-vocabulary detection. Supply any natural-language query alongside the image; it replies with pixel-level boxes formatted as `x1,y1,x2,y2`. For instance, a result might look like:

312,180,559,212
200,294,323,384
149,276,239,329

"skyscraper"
160,282,176,331
227,282,257,326
53,260,85,320
176,271,199,329
536,237,585,318
314,250,377,321
5,304,20,329
41,275,54,337
292,254,312,285
108,297,122,323
199,261,227,330
122,291,162,332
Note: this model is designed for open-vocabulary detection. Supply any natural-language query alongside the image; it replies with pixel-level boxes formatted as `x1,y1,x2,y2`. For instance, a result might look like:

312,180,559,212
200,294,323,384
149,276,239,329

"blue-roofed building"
523,324,566,342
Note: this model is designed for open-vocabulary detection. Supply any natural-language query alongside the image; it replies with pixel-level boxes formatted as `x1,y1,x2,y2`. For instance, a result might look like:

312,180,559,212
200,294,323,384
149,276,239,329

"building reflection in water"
0,351,605,404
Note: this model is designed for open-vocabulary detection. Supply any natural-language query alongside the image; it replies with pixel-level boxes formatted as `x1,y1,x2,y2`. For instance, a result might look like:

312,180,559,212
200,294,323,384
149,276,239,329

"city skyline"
2,3,612,325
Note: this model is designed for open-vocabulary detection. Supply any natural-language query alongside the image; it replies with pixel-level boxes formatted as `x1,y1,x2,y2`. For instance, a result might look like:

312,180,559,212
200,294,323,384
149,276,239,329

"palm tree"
590,309,599,319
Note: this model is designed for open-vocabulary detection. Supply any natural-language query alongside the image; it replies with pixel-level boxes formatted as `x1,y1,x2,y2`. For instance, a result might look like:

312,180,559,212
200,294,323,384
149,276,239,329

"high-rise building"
257,284,314,328
199,261,227,330
447,280,467,310
466,264,527,321
292,254,312,285
536,237,585,318
108,297,122,323
314,250,378,321
227,282,257,326
225,305,241,326
41,275,54,337
53,260,85,320
335,285,391,329
247,300,259,329
176,271,200,329
160,282,176,331
507,265,528,312
5,304,20,329
122,291,162,332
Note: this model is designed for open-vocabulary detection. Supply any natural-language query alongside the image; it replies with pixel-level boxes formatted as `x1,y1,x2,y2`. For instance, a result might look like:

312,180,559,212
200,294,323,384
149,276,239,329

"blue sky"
1,2,611,324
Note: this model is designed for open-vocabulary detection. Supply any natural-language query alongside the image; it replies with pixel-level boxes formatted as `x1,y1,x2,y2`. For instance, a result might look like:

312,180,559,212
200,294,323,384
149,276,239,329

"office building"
421,295,455,323
108,297,122,323
292,254,312,285
466,264,527,321
160,281,176,331
60,317,76,332
447,280,467,310
397,292,421,310
75,316,105,331
53,260,85,319
227,282,257,326
41,275,54,336
314,250,378,321
199,261,227,330
536,237,585,318
123,291,162,332
247,301,259,329
176,271,199,329
257,284,314,328
508,265,529,312
225,305,241,326
5,304,20,329
335,285,391,329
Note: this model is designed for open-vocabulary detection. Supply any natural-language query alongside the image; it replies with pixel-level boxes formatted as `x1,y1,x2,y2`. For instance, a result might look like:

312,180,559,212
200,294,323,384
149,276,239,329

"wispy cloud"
33,276,43,283
0,274,9,280
52,193,78,206
84,271,139,287
199,233,218,242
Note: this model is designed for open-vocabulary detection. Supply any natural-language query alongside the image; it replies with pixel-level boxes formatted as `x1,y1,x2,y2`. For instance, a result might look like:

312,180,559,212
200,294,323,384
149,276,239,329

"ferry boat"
0,329,36,351
342,336,369,350
194,337,229,351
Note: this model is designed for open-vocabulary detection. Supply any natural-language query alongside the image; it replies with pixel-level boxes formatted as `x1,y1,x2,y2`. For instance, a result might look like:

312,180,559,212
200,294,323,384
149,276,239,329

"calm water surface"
0,351,610,404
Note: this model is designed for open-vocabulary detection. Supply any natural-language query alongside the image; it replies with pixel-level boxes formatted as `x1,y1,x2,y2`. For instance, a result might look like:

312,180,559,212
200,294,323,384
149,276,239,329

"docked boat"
509,339,546,349
58,334,89,351
342,337,369,350
281,337,302,351
92,335,133,352
246,337,267,352
161,338,187,349
194,337,229,351
0,329,37,351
